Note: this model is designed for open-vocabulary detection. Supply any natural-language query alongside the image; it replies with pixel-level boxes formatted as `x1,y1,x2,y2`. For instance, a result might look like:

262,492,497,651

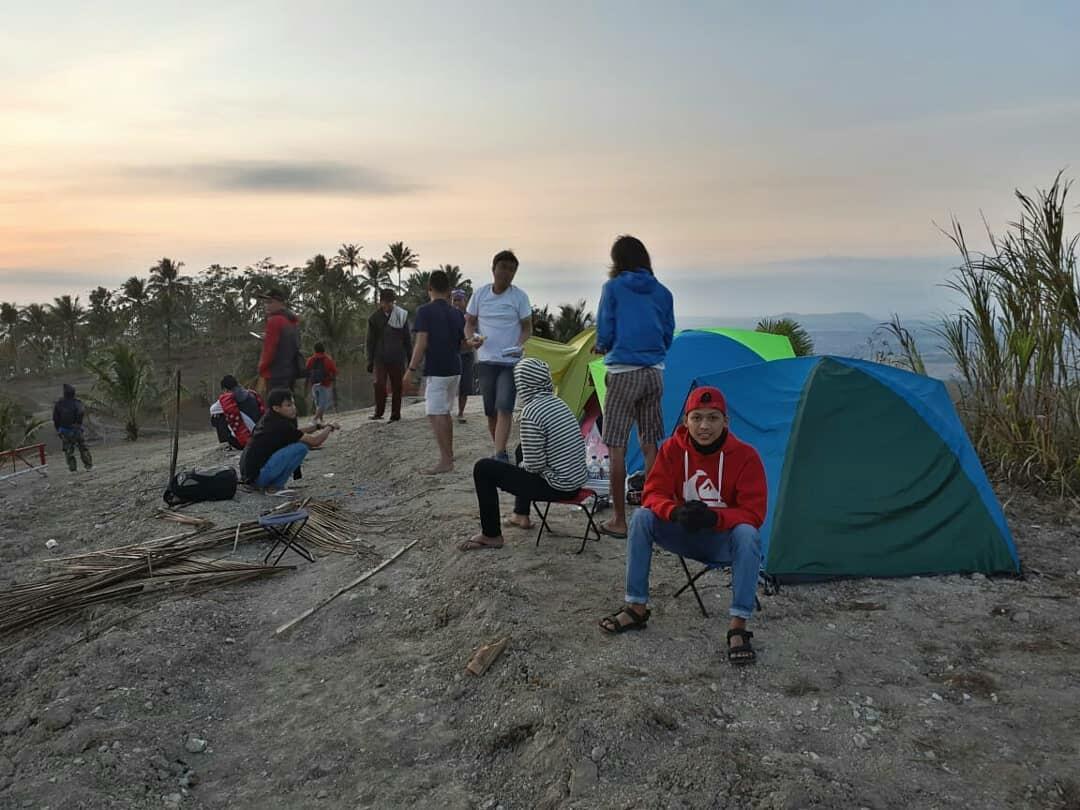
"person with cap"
209,374,265,450
257,288,304,394
365,288,412,421
451,288,475,423
598,385,767,666
52,384,93,471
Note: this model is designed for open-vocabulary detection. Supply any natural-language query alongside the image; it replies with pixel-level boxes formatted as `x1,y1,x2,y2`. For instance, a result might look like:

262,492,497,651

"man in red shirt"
305,342,338,424
598,386,766,665
257,289,303,393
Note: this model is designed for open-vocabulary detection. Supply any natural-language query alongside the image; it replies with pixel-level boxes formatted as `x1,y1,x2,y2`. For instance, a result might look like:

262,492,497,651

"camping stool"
258,509,314,566
673,558,780,618
531,488,602,554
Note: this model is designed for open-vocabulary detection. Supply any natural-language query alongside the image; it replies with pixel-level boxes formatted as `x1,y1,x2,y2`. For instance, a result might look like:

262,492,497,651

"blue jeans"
477,362,517,416
255,443,309,490
625,507,762,620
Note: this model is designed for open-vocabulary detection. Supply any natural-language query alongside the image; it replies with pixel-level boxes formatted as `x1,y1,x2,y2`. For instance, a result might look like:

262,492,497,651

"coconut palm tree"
336,243,363,276
756,317,814,357
360,258,393,305
121,276,150,339
86,287,118,346
531,305,556,340
147,257,190,358
382,242,419,293
85,344,154,441
49,294,85,366
0,302,19,372
20,304,53,368
399,270,432,314
553,300,594,343
434,264,472,297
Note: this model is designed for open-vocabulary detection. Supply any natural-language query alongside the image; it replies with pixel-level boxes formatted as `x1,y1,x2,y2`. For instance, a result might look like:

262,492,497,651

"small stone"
73,757,84,766
826,623,837,630
224,637,235,644
184,737,207,754
316,790,328,799
45,539,59,550
853,733,869,749
962,693,972,702
42,704,74,731
931,693,943,702
98,744,110,754
924,750,936,760
970,573,986,581
163,793,181,807
590,746,606,762
180,771,199,788
480,799,498,810
144,701,154,710
864,708,881,723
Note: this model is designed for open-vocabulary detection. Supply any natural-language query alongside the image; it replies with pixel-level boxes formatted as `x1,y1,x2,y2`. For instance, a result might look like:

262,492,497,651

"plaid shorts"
601,367,664,448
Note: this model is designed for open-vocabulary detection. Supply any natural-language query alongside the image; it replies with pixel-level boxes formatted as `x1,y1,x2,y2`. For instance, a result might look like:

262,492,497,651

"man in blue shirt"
408,269,474,474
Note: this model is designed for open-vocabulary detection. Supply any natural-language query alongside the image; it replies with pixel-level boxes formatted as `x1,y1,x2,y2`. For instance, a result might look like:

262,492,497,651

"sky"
2,1,1079,318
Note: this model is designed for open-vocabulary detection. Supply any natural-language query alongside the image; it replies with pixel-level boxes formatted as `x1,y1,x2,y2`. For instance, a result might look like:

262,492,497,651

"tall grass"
937,172,1080,495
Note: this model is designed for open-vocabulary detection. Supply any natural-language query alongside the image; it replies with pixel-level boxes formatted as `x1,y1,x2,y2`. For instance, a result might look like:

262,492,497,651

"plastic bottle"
587,455,600,479
600,454,610,479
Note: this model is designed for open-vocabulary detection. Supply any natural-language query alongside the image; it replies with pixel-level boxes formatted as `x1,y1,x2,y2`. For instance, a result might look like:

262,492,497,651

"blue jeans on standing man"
625,507,762,619
255,443,309,490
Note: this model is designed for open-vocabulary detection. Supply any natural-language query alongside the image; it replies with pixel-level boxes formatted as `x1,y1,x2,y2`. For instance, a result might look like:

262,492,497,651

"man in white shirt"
465,250,533,462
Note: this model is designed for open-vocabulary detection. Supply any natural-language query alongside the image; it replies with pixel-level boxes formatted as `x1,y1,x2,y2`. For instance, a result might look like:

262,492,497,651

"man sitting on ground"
306,342,338,424
597,386,766,666
461,358,588,551
210,374,265,450
239,389,338,493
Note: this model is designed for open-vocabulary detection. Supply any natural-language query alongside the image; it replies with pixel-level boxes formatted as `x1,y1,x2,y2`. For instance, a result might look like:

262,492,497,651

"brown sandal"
598,605,650,634
457,534,504,552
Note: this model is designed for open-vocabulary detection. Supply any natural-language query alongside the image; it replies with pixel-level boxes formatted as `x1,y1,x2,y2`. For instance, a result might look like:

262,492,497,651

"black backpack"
309,356,327,384
163,467,238,506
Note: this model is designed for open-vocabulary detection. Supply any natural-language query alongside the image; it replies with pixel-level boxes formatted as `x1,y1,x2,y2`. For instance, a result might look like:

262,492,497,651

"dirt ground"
1,396,1078,810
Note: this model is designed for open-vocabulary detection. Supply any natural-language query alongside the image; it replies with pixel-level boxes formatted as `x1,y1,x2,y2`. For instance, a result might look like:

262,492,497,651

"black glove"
366,362,374,373
679,500,719,531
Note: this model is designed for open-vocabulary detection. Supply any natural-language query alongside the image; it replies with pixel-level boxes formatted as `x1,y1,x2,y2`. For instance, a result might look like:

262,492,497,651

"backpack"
309,355,327,385
163,467,238,506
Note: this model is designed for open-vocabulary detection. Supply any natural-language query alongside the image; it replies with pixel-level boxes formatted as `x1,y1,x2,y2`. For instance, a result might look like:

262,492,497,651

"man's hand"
672,500,718,531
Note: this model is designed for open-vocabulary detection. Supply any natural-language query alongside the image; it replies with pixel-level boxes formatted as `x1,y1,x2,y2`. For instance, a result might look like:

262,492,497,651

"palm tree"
399,270,432,314
86,287,117,346
0,395,47,451
756,317,814,357
85,344,154,441
0,302,19,372
360,258,393,305
121,276,150,338
20,304,53,368
336,243,363,276
382,242,419,293
531,305,556,340
147,257,190,358
553,300,594,343
434,264,472,297
49,295,85,366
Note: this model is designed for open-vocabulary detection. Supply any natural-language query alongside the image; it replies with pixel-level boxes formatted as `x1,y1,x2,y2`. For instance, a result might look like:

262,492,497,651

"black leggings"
473,458,578,538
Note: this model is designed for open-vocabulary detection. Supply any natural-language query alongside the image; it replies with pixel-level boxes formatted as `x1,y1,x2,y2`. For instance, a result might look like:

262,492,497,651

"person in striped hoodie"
461,357,588,551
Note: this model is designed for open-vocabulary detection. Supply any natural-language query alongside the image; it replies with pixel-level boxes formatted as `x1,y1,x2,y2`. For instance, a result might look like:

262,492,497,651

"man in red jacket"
598,385,766,665
257,288,303,393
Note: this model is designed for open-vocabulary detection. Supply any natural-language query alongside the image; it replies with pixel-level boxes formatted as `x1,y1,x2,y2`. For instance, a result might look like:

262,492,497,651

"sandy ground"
1,396,1079,810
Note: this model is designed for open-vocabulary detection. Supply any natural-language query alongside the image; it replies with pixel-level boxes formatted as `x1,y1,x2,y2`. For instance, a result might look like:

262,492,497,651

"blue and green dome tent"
695,356,1019,579
590,328,795,475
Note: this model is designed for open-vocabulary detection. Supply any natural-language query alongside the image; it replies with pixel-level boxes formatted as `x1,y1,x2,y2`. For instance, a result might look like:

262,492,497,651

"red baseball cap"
684,386,727,414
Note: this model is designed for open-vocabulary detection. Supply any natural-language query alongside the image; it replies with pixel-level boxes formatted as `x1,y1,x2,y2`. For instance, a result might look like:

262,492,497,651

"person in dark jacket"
239,389,338,492
52,384,93,471
366,288,412,421
593,235,675,538
257,288,304,393
209,374,265,450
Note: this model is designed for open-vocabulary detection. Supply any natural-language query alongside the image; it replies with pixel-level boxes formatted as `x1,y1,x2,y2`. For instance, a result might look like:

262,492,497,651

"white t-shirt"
466,283,532,364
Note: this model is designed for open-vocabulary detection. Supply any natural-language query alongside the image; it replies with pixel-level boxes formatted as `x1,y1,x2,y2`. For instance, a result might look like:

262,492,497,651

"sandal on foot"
502,516,532,530
598,605,651,634
598,521,628,539
457,535,504,552
726,628,756,665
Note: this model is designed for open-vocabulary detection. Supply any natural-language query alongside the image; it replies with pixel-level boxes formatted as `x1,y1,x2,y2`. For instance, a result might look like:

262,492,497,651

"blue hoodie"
595,269,675,367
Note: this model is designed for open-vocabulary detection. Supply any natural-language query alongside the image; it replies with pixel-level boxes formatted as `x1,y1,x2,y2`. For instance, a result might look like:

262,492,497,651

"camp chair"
673,557,779,618
531,488,602,554
259,509,314,566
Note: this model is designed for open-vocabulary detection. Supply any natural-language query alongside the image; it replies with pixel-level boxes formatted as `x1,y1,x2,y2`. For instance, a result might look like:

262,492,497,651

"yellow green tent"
523,328,597,418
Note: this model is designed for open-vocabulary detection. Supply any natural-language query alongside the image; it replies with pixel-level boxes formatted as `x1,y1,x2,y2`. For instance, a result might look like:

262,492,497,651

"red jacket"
305,352,338,386
258,310,301,381
642,425,767,530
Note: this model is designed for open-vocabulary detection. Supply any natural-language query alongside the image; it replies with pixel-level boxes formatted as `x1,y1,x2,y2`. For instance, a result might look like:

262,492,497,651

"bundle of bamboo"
0,499,382,639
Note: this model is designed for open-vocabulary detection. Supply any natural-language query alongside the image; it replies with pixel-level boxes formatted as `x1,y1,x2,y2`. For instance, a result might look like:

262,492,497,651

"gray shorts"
311,383,333,412
477,362,517,416
601,367,664,448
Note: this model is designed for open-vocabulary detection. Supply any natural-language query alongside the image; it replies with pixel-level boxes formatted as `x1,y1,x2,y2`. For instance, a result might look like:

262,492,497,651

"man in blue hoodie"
593,235,675,537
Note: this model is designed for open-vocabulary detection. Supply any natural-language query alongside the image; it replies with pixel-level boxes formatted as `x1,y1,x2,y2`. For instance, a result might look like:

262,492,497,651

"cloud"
119,160,420,196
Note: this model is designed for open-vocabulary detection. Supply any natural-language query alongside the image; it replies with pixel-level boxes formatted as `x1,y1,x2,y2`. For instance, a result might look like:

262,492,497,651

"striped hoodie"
514,358,589,492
